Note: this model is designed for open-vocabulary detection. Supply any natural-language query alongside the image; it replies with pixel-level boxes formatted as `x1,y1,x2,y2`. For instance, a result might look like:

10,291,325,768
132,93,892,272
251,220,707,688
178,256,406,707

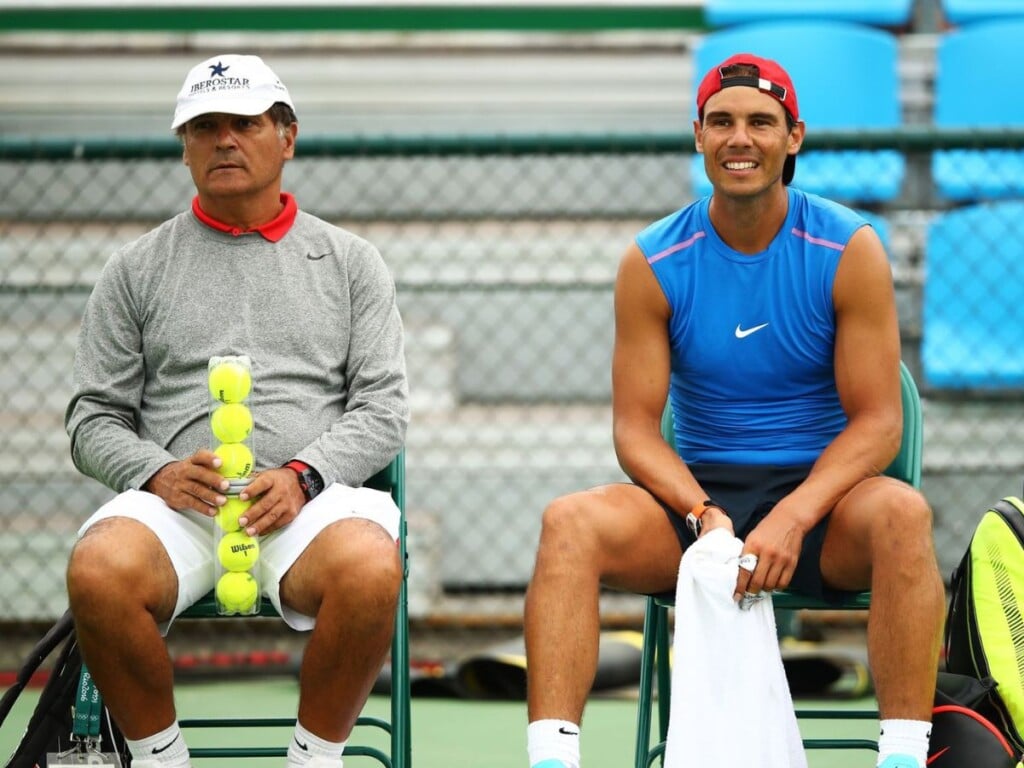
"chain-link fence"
1,130,1023,666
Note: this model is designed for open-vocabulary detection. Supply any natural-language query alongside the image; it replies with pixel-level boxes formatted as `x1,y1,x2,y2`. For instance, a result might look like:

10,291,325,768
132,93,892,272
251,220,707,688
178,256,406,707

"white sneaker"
130,761,192,768
878,757,920,768
305,757,344,768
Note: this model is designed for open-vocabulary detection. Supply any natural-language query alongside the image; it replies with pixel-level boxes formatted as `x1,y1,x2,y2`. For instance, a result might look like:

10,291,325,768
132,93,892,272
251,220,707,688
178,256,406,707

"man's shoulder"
793,188,866,228
108,210,193,265
640,199,703,235
291,210,380,255
635,199,705,257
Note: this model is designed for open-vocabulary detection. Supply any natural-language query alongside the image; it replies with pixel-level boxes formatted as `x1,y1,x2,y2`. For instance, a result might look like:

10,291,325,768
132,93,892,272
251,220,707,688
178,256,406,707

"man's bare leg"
66,518,180,739
524,486,681,767
823,478,945,767
282,519,402,742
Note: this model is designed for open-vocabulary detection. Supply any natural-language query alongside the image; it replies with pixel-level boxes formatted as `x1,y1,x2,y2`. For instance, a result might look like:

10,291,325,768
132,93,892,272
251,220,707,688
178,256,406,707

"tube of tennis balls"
207,355,260,615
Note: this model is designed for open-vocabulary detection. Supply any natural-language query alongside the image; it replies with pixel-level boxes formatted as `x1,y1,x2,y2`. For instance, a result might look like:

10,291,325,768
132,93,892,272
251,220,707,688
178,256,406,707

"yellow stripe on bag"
973,509,1024,732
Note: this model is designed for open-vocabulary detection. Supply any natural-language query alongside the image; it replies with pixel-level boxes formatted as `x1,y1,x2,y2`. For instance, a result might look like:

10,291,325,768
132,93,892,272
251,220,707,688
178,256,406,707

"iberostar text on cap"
172,54,295,130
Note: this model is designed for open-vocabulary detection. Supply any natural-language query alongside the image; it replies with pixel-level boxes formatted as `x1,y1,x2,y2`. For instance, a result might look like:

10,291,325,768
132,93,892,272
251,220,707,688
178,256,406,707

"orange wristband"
685,499,727,537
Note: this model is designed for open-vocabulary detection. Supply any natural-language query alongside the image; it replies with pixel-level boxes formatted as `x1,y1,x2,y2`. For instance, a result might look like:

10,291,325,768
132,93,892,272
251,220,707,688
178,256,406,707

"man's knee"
538,492,598,548
313,521,402,607
872,481,934,544
67,519,175,617
530,491,615,584
67,534,108,608
355,532,403,599
843,480,939,584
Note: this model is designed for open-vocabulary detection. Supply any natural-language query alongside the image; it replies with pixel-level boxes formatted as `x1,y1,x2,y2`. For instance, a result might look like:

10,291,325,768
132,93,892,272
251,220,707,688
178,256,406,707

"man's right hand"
143,449,229,516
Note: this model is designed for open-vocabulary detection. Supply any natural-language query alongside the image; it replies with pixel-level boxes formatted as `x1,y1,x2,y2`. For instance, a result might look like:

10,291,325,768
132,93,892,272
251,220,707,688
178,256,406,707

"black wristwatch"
284,460,324,501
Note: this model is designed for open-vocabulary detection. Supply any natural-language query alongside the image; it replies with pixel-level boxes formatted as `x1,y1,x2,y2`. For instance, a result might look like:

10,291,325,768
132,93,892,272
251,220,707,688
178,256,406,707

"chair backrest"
365,449,406,508
705,0,913,29
935,20,1024,128
692,21,901,129
689,21,904,201
922,201,1024,389
661,360,922,487
932,20,1024,200
890,360,923,487
940,0,1024,25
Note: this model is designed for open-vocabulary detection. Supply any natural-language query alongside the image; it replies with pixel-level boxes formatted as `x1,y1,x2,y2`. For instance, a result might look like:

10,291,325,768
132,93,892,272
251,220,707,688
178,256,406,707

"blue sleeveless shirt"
635,187,868,465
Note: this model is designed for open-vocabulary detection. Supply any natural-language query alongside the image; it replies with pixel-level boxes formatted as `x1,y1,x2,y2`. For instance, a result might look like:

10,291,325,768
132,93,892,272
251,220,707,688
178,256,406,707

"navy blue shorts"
654,463,855,604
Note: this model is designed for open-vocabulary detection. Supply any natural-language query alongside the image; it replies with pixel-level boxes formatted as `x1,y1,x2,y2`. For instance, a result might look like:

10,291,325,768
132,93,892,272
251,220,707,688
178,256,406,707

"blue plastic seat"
705,0,914,28
923,200,1024,389
940,0,1024,25
690,21,905,203
933,20,1024,201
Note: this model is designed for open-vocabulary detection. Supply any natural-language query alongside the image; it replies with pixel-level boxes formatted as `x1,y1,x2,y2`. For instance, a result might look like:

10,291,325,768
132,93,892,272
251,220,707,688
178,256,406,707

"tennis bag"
0,609,130,767
945,495,1024,754
931,672,1021,766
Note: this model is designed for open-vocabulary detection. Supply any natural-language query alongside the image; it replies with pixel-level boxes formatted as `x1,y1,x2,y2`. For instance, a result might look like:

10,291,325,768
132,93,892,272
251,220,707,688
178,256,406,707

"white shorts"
77,483,401,632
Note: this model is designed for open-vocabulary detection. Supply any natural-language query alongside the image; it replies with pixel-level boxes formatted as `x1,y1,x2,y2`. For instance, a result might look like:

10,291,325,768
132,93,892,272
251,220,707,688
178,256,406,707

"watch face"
303,469,324,498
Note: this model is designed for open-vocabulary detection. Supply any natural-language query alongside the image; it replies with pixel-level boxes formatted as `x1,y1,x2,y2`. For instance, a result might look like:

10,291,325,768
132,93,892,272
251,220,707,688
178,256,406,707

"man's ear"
788,120,806,156
693,119,703,153
282,122,298,160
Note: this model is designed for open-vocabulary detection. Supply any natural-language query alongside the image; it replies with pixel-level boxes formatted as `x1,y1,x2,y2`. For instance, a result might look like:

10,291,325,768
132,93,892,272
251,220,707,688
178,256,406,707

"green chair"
634,362,923,767
77,451,411,768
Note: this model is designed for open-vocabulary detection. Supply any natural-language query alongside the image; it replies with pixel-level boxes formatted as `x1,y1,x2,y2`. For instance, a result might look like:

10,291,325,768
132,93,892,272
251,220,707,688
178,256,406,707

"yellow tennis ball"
215,571,258,613
215,496,252,533
214,442,254,479
217,530,260,572
210,403,253,443
208,361,251,404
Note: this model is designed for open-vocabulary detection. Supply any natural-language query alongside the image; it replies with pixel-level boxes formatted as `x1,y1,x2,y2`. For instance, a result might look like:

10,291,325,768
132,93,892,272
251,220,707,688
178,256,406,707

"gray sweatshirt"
65,206,409,493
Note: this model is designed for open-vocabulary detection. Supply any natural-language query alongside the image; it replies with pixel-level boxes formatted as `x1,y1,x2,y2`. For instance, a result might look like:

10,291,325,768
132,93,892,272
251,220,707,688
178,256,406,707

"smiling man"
65,54,408,768
523,54,944,768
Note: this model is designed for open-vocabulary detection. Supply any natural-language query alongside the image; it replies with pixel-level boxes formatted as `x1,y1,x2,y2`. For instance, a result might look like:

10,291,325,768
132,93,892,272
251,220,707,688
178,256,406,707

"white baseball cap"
172,54,295,130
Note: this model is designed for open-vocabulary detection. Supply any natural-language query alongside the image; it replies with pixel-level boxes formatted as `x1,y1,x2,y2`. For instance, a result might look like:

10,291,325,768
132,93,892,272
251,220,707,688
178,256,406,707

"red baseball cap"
696,54,800,184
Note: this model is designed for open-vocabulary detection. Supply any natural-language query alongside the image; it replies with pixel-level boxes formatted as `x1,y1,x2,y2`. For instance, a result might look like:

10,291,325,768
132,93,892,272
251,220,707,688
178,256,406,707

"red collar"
191,193,297,242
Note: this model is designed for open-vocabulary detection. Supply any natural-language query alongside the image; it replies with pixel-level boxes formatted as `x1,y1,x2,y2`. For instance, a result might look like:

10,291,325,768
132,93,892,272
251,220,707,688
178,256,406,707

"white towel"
664,528,807,768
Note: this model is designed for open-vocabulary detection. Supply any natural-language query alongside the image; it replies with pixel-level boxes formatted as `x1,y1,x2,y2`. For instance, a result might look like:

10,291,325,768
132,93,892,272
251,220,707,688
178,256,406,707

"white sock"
286,721,346,767
877,718,931,767
126,722,191,767
527,719,580,768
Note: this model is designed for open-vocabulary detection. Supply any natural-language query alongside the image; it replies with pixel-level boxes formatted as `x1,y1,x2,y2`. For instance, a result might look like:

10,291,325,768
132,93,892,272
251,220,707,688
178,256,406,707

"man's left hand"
733,509,805,603
232,467,307,536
